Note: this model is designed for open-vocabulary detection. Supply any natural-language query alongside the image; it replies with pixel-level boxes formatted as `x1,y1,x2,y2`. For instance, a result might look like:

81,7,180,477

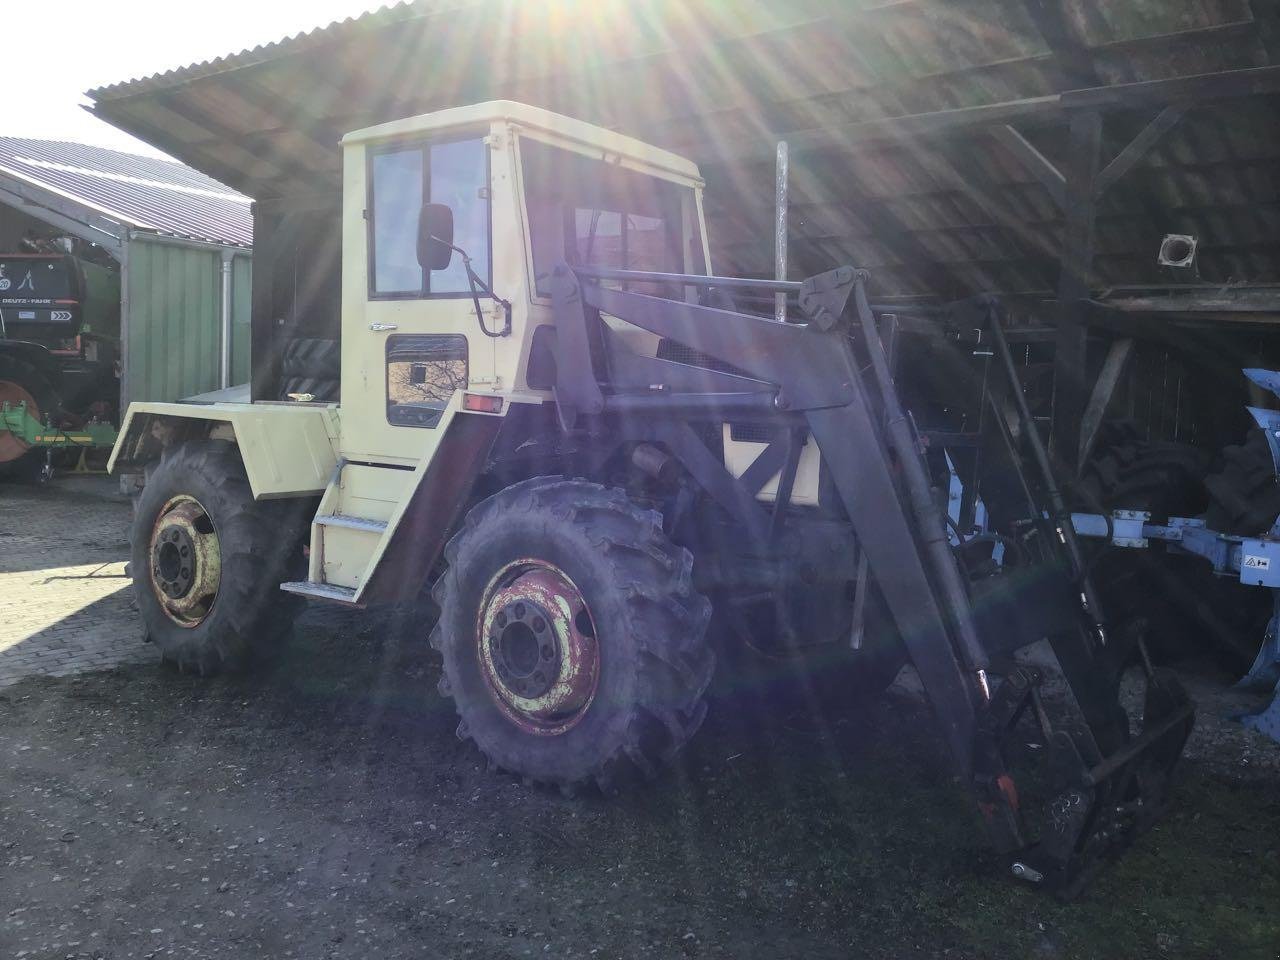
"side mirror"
417,203,454,271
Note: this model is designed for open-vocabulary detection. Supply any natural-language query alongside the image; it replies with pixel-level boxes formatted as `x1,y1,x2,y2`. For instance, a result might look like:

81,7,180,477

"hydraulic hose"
852,277,991,693
983,300,1109,649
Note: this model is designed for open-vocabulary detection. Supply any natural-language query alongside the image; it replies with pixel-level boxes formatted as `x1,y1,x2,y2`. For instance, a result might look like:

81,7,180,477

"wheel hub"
153,525,197,599
487,598,561,699
148,496,221,628
477,563,599,735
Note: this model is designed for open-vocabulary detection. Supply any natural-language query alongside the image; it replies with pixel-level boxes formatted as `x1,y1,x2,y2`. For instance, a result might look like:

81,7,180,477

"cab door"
340,130,496,464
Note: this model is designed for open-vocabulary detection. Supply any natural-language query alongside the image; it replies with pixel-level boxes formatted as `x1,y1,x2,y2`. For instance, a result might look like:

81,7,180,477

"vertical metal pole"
219,248,234,390
117,231,131,411
774,140,789,322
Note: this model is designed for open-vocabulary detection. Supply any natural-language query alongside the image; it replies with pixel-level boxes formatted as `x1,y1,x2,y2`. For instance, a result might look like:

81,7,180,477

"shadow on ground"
0,474,141,683
1,603,1278,960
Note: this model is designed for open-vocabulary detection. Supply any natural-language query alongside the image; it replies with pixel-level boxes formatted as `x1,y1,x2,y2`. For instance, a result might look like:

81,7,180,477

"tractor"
108,101,1195,895
0,247,120,480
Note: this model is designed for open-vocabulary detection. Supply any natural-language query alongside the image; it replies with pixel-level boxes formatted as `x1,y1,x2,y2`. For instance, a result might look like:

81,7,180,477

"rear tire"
280,338,340,402
0,353,60,482
431,477,714,793
1073,427,1212,664
1075,423,1209,519
713,580,907,707
1194,430,1280,669
1203,430,1280,535
129,440,312,675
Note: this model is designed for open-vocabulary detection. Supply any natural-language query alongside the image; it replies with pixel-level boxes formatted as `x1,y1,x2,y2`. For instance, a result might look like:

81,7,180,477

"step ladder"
279,458,411,606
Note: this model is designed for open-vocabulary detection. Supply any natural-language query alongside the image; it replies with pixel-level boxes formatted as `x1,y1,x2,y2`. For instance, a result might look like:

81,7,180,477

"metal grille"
655,339,753,380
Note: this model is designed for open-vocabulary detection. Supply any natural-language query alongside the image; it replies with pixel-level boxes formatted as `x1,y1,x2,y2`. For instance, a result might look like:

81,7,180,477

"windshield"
521,137,705,298
0,256,73,302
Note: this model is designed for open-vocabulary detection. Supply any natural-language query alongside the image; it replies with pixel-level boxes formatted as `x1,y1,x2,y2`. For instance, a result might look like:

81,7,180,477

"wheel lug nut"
541,645,554,660
533,617,545,633
514,603,526,619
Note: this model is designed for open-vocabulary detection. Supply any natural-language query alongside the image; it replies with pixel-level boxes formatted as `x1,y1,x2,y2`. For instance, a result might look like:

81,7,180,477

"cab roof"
342,100,703,185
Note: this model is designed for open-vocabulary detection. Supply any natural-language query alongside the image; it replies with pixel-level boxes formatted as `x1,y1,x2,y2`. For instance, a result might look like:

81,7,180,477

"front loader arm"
550,261,1194,894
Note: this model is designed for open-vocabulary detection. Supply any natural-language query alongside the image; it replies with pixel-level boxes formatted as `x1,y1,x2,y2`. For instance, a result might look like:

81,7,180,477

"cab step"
315,515,388,534
279,581,361,605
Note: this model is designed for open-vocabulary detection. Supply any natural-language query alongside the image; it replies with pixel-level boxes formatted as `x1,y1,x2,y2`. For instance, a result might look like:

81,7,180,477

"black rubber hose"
984,300,1110,649
852,276,990,682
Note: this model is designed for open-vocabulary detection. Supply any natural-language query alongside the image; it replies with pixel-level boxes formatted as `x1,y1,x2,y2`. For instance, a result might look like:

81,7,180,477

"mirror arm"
465,262,513,339
428,233,512,339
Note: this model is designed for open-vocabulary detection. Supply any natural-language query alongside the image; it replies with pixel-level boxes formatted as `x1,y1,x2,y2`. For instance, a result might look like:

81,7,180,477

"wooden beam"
1077,337,1135,468
1103,290,1280,315
1248,0,1280,62
1082,302,1259,380
1063,63,1280,109
1093,104,1186,197
1092,17,1256,55
1053,109,1102,469
989,124,1066,210
695,95,1066,166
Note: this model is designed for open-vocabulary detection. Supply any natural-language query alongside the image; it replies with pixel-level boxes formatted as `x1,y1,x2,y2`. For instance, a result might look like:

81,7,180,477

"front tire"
129,440,311,674
431,477,714,793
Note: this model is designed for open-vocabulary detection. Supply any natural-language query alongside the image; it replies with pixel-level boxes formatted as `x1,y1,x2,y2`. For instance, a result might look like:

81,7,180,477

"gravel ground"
1,481,1278,959
3,628,1279,960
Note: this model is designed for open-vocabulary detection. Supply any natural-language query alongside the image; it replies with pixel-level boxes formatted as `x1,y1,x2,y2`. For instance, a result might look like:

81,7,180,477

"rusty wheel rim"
476,560,600,736
149,495,221,628
0,378,39,465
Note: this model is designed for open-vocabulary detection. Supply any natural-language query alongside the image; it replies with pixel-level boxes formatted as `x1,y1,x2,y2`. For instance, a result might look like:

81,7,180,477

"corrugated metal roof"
80,0,1280,295
0,138,251,247
87,1,471,103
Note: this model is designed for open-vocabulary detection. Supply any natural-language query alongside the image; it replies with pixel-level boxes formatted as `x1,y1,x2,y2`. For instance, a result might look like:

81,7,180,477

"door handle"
368,322,398,332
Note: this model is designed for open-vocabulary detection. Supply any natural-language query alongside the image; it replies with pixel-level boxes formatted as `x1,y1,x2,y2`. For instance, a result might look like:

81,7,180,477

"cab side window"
522,138,688,298
368,137,490,298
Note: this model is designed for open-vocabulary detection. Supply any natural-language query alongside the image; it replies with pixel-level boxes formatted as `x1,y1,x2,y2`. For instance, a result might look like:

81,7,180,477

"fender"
108,400,340,499
358,408,504,604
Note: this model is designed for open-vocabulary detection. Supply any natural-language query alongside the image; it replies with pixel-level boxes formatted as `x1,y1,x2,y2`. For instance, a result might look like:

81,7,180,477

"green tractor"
0,249,121,480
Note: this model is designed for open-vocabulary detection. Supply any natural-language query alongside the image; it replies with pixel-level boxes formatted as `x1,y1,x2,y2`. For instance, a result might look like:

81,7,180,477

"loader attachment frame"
550,261,1194,894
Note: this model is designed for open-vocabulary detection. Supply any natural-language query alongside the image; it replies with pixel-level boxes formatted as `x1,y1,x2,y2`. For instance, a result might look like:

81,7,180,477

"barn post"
1052,109,1102,469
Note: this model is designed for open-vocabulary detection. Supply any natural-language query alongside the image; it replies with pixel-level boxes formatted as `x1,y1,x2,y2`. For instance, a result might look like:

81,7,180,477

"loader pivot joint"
798,266,858,331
